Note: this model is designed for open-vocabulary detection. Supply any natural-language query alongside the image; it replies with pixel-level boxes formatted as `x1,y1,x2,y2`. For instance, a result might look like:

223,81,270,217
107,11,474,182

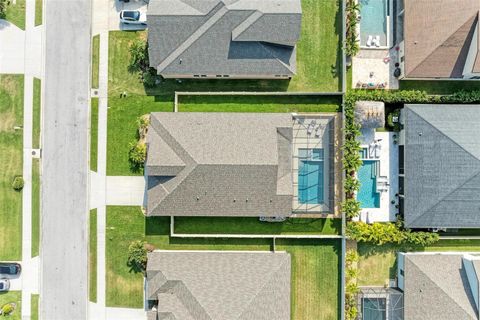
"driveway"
105,176,146,206
108,0,148,31
0,20,25,74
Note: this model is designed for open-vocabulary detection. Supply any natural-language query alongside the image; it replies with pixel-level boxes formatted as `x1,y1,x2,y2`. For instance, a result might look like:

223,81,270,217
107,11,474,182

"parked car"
0,279,10,292
0,263,21,278
119,10,147,25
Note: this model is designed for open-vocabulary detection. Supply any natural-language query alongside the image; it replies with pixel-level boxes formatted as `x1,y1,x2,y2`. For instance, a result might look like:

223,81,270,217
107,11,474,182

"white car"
0,279,10,292
119,10,147,25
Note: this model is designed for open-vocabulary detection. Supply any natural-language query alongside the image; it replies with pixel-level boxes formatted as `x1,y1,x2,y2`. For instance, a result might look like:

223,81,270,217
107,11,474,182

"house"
146,112,294,217
397,252,480,320
399,104,480,229
146,0,302,79
397,0,480,79
146,251,291,320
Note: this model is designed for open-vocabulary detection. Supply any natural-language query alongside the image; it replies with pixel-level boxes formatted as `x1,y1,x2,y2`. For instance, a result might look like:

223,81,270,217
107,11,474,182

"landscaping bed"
106,206,341,319
174,217,342,235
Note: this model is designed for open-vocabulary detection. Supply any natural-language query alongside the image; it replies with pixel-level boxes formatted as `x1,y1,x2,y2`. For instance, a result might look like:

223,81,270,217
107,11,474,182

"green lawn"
92,35,100,89
106,206,341,319
358,240,480,286
31,158,40,257
34,0,42,26
174,217,342,235
89,209,97,302
31,294,39,320
32,78,41,149
399,80,480,94
0,75,24,261
178,94,342,113
3,0,25,29
90,98,98,172
0,291,22,319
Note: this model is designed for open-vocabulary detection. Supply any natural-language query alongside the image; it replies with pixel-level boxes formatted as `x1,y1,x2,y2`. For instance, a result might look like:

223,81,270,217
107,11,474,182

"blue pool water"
298,149,324,204
360,0,388,47
357,160,380,208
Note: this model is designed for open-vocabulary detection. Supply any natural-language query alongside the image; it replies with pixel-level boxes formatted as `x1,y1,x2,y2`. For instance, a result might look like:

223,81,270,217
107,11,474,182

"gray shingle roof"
403,254,478,320
147,0,301,77
403,104,480,228
146,112,293,217
146,251,291,320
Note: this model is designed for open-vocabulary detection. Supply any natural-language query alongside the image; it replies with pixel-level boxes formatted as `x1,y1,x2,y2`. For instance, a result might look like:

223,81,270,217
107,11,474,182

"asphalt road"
41,0,92,318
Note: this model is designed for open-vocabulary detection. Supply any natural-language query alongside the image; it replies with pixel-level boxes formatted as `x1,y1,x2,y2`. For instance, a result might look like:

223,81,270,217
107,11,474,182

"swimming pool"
362,298,386,320
357,160,380,208
359,0,389,47
298,149,324,204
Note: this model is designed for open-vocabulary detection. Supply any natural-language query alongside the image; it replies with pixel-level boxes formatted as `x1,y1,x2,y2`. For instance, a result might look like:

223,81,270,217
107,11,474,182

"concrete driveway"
0,20,25,74
109,0,148,31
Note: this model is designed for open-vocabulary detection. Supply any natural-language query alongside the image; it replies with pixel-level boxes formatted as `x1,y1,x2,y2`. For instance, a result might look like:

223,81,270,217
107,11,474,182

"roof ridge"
235,255,289,320
231,10,263,41
156,2,229,72
171,281,212,320
408,257,476,318
258,42,295,73
408,13,478,77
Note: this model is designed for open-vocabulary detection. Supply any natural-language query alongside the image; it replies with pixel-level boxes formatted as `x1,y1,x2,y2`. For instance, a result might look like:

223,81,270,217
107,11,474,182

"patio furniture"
307,120,316,135
366,35,373,47
374,35,380,47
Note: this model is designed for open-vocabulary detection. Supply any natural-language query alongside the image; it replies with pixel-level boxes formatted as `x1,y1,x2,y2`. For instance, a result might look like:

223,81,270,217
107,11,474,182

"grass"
32,78,41,149
31,158,40,257
3,0,25,29
0,291,22,319
108,0,342,95
0,75,24,261
31,294,39,320
178,95,342,113
34,0,42,26
90,98,98,172
89,209,97,302
106,206,341,319
92,35,100,89
357,240,480,286
399,80,480,94
174,217,342,235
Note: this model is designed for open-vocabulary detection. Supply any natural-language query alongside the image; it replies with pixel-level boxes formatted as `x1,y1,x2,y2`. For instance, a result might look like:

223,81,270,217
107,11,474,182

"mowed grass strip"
399,80,480,94
31,294,39,320
178,94,342,113
89,209,97,302
90,98,99,172
34,0,42,26
0,74,24,261
32,78,41,149
106,206,341,320
174,217,342,235
92,35,100,89
31,158,40,257
358,239,480,286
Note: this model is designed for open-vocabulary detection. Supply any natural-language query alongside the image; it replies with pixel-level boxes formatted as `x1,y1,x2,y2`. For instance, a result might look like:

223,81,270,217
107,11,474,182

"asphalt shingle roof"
147,0,301,77
403,254,478,320
146,251,291,320
146,112,293,217
403,104,480,228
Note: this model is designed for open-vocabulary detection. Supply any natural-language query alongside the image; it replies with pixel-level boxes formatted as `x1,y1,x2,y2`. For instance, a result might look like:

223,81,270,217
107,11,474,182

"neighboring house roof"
147,0,302,77
403,253,479,320
146,251,291,320
403,104,480,228
146,112,293,217
403,0,480,78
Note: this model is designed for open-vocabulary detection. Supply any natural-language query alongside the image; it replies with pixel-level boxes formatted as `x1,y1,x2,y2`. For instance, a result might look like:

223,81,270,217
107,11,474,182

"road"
40,0,92,318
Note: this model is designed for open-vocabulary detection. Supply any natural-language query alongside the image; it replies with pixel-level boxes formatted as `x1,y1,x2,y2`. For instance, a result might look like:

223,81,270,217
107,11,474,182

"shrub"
127,240,147,272
0,303,15,315
345,0,360,57
342,198,361,220
129,40,149,73
0,0,7,19
12,176,24,191
128,141,147,170
142,69,158,88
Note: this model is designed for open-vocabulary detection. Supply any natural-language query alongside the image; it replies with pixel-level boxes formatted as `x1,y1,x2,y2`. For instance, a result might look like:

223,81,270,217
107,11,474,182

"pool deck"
356,130,399,222
352,48,399,90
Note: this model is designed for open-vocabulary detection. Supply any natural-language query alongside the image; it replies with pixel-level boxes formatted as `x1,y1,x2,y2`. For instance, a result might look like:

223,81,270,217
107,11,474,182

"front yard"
0,75,24,261
357,240,480,286
0,291,22,319
106,206,341,319
3,0,25,29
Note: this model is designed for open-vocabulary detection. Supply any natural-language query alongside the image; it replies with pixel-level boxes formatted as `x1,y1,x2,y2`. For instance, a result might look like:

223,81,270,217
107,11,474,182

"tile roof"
146,251,291,320
403,104,480,228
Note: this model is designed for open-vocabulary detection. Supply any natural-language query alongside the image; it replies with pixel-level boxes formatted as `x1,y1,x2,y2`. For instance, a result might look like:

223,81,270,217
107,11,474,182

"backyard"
106,206,341,319
0,75,24,261
357,240,480,286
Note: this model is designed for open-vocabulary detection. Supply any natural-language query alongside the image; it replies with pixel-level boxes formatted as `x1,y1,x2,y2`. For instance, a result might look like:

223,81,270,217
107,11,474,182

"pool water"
357,160,380,208
362,298,387,320
360,0,388,47
298,149,324,204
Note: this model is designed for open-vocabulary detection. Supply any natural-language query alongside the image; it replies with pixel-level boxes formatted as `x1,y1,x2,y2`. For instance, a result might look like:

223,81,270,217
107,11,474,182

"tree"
128,141,147,171
12,176,24,191
0,303,16,316
127,240,147,273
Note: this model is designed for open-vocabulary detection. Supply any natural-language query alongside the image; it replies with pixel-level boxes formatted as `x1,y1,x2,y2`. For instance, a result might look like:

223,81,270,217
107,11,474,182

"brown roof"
404,0,480,78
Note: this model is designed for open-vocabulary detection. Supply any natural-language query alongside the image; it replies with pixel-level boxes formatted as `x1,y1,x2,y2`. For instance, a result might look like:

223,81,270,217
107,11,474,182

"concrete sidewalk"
0,20,25,73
